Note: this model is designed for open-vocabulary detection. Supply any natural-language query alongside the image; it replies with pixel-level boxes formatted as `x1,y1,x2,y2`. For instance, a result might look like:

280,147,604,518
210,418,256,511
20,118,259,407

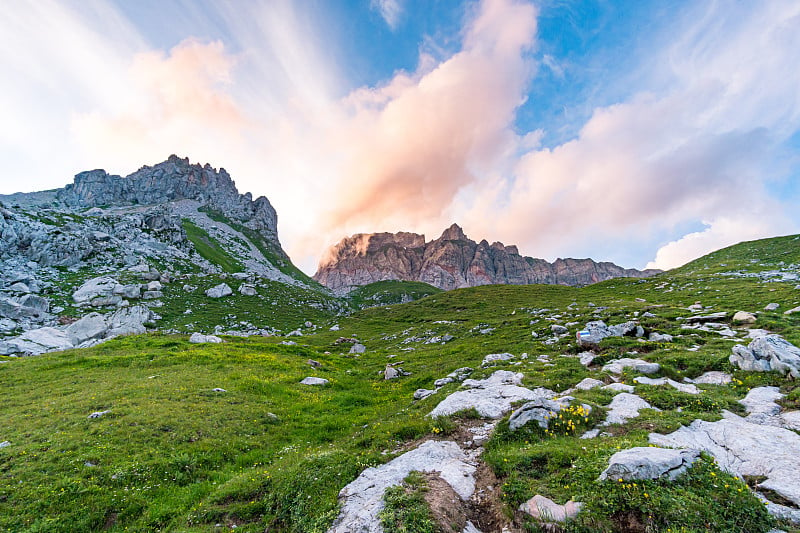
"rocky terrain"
314,223,660,294
0,156,341,356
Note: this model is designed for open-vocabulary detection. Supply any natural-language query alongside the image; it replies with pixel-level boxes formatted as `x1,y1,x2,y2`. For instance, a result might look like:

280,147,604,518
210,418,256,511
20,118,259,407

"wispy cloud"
371,0,403,30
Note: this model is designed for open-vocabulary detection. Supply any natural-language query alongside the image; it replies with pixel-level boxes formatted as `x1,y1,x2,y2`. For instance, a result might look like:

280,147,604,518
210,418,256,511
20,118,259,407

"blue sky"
1,0,799,274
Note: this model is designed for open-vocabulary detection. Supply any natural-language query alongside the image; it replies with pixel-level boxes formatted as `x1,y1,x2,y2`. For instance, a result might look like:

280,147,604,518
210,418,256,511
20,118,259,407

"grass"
181,218,244,274
1,234,800,531
380,472,439,533
347,280,442,309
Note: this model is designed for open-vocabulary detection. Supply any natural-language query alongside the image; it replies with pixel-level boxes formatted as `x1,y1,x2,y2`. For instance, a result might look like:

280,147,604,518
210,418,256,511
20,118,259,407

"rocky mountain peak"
314,225,661,293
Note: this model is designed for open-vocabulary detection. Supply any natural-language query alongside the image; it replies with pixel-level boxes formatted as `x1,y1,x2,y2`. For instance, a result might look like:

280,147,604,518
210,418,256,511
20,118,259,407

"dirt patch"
468,462,521,532
423,472,469,532
610,510,646,533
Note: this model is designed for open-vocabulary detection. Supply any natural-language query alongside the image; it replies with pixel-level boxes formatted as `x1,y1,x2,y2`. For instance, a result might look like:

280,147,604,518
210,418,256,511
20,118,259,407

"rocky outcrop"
57,155,281,246
314,223,660,293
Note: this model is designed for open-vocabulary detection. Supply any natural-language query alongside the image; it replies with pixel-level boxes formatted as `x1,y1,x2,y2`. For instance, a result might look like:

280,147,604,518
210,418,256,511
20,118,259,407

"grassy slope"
347,280,442,309
1,235,800,531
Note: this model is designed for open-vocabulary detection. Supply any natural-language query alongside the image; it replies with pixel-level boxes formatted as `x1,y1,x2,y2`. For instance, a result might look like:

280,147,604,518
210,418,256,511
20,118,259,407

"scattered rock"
72,276,120,305
574,378,604,391
239,284,257,296
603,393,658,425
598,447,699,481
414,389,437,400
602,383,635,393
730,334,800,377
88,410,111,419
329,324,340,331
784,306,800,315
329,440,477,533
687,371,732,385
634,376,699,395
765,303,780,311
519,494,582,523
212,388,226,392
300,377,329,386
349,343,366,354
189,333,223,344
429,370,551,419
602,358,660,375
0,441,10,448
651,411,800,508
307,359,321,368
685,312,728,324
433,367,473,388
551,325,568,335
205,283,233,298
576,320,638,348
65,312,108,345
508,396,589,431
481,352,514,366
648,332,673,342
733,311,757,324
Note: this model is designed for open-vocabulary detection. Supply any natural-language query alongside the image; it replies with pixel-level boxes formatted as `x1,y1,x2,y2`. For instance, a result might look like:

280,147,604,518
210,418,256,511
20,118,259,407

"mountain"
0,156,342,355
314,223,660,293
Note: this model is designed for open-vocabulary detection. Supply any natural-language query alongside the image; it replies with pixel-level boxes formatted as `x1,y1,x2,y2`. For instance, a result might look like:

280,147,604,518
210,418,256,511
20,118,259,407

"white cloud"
371,0,403,30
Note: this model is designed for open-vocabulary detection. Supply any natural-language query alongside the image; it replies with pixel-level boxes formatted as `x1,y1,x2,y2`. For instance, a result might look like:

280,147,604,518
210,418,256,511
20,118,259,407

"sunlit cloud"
371,0,403,30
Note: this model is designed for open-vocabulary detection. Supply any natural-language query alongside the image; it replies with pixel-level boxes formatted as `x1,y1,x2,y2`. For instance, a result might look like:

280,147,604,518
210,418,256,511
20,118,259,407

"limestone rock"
648,332,673,342
349,343,366,354
328,440,477,533
434,367,473,388
509,396,589,431
414,389,437,400
73,276,120,305
107,305,154,336
603,393,658,425
634,376,699,394
733,311,757,324
429,370,552,419
730,334,800,377
205,283,232,298
688,371,732,385
66,313,108,345
765,303,780,311
519,494,582,523
574,378,604,391
598,447,699,481
0,327,73,355
189,333,223,344
239,284,257,296
603,358,660,375
577,320,639,348
300,377,329,385
650,411,800,507
481,352,514,366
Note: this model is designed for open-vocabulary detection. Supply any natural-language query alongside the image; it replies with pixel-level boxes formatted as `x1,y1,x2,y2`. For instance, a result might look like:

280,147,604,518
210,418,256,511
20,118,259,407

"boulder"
603,393,658,425
730,334,800,377
65,313,108,345
765,303,780,311
90,295,123,307
634,376,699,395
239,284,257,296
603,383,635,393
519,494,582,523
142,291,163,300
145,281,162,291
481,352,514,366
685,312,728,324
414,389,437,400
784,306,800,315
551,325,568,335
598,447,699,481
603,358,660,375
508,396,589,431
349,343,366,354
576,320,639,348
0,327,73,355
189,333,223,344
300,377,329,385
205,283,232,298
429,370,553,419
113,284,141,299
733,311,757,324
107,305,154,336
73,276,120,305
434,367,473,388
688,371,732,385
16,294,49,313
648,332,673,342
329,440,477,533
651,411,800,507
574,377,604,391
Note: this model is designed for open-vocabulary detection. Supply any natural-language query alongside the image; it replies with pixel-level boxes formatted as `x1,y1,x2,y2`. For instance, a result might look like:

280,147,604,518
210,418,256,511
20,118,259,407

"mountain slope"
314,223,660,293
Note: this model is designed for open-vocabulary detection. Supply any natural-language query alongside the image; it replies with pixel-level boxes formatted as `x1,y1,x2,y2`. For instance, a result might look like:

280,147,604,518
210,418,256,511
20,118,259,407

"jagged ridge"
314,223,660,293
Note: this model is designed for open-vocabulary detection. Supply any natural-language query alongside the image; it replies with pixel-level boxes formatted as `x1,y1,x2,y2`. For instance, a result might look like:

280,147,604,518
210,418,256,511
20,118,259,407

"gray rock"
73,276,120,305
212,388,226,392
189,333,223,344
783,306,800,315
688,371,732,385
598,447,699,481
300,377,329,385
765,303,780,311
349,343,366,354
685,312,728,323
519,494,582,523
648,332,673,342
576,320,638,348
329,324,340,331
481,352,514,366
740,386,783,419
509,396,589,431
107,305,154,336
433,367,473,388
0,441,10,448
7,282,30,293
733,311,757,324
429,370,552,419
16,294,49,313
634,376,699,394
114,284,141,299
574,377,604,390
0,327,73,355
650,411,800,507
88,410,111,419
551,324,568,335
603,393,658,425
730,334,800,377
66,313,108,345
239,284,257,296
141,291,163,300
145,280,162,291
603,358,660,375
413,389,437,400
205,283,233,298
328,440,477,533
90,295,123,307
603,382,635,393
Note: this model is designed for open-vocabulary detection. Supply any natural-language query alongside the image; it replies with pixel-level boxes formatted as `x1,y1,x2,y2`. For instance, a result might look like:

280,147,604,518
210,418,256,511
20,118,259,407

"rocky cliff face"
314,224,660,293
57,154,281,247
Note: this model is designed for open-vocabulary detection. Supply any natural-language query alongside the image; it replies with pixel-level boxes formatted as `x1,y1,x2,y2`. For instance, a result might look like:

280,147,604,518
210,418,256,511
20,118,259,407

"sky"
1,0,799,275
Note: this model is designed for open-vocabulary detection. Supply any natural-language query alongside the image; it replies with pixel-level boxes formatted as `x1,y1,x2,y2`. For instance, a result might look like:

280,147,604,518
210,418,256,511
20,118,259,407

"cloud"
371,0,403,30
646,216,794,270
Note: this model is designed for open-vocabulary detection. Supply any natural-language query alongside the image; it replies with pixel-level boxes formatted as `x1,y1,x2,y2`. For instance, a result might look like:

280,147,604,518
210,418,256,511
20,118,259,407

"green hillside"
2,235,800,532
